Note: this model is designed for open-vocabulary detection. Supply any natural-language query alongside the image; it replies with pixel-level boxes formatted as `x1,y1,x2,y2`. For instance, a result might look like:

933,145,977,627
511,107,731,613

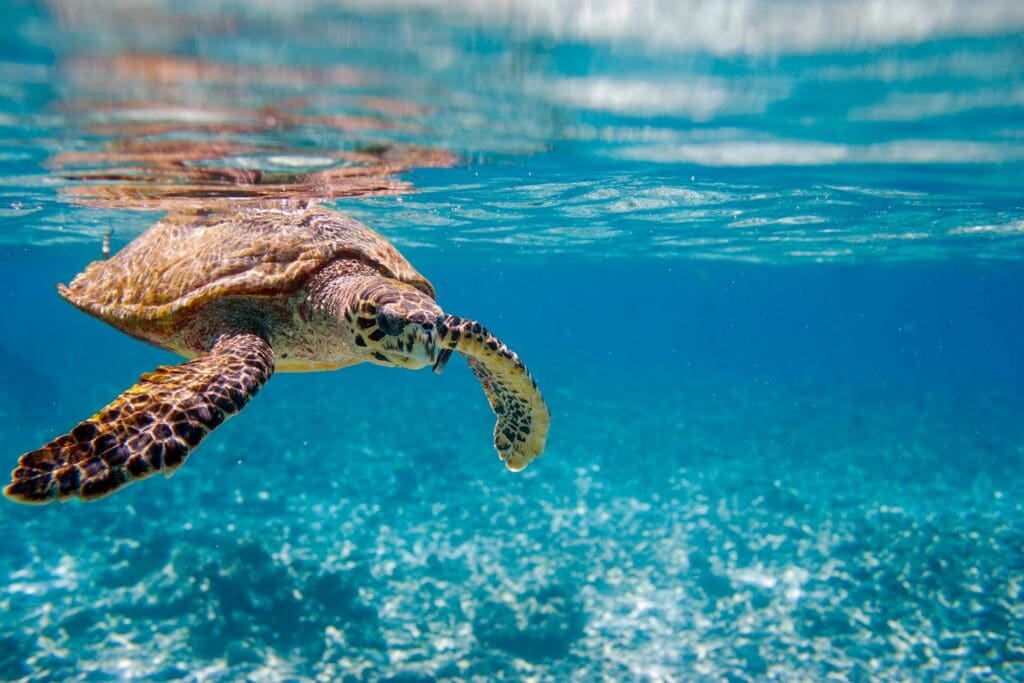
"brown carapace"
4,205,550,503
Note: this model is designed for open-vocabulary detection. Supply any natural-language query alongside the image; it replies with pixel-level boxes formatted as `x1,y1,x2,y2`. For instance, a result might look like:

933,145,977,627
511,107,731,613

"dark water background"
2,1,1023,680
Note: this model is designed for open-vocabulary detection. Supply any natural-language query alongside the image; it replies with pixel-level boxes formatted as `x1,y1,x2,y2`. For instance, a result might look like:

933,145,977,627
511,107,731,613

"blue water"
2,2,1024,681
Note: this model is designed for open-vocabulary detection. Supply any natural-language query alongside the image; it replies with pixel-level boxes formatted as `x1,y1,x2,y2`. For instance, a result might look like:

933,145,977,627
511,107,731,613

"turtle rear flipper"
438,315,550,471
4,333,274,504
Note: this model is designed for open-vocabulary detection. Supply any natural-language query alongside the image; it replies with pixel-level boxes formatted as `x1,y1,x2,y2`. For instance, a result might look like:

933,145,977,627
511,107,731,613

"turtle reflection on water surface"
4,204,550,503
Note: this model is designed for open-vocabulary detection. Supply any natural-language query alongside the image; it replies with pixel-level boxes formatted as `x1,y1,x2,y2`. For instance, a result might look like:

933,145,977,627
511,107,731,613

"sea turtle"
4,204,550,503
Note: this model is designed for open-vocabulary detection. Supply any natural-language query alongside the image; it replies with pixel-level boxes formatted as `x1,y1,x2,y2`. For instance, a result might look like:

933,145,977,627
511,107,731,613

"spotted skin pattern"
342,278,442,369
4,334,273,503
437,315,550,471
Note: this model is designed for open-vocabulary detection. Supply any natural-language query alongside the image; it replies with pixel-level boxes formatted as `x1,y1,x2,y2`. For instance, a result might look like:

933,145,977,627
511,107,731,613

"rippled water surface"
1,2,1023,681
3,0,1023,260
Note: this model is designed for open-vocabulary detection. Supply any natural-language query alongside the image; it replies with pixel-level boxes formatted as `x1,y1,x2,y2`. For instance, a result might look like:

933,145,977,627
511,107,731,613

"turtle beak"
432,348,453,374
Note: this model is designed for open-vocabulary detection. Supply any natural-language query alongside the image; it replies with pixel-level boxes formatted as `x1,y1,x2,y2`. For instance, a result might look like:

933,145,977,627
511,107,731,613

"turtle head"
346,279,443,370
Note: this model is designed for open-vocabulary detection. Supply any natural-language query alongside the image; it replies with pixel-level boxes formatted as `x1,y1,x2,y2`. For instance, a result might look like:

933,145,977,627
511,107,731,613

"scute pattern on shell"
58,204,433,339
4,333,274,503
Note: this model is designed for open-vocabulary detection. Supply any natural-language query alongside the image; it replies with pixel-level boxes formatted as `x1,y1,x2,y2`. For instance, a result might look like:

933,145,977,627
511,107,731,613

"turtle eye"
377,309,407,336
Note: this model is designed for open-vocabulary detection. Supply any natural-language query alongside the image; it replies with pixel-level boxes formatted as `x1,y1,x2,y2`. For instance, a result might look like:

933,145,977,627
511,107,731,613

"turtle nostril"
421,322,433,331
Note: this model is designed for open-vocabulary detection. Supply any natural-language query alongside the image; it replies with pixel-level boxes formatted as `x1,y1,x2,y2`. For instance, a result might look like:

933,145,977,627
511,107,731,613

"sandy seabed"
1,373,1021,682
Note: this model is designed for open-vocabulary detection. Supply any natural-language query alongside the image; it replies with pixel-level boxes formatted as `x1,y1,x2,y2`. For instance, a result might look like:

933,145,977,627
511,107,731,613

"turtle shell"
59,204,434,339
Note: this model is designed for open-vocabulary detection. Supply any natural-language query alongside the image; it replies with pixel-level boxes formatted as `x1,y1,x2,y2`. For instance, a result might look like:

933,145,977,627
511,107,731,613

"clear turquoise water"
2,2,1023,681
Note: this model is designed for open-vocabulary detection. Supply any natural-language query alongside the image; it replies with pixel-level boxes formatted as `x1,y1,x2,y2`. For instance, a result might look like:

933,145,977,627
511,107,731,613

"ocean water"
2,1,1023,681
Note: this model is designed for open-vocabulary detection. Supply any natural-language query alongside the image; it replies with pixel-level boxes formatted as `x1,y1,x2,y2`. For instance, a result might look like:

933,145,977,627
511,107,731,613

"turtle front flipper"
4,333,274,504
437,315,550,471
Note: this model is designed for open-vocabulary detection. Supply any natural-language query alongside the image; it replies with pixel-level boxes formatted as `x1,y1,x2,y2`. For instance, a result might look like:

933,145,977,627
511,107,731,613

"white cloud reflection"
533,76,784,119
344,0,1024,55
611,137,1024,165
